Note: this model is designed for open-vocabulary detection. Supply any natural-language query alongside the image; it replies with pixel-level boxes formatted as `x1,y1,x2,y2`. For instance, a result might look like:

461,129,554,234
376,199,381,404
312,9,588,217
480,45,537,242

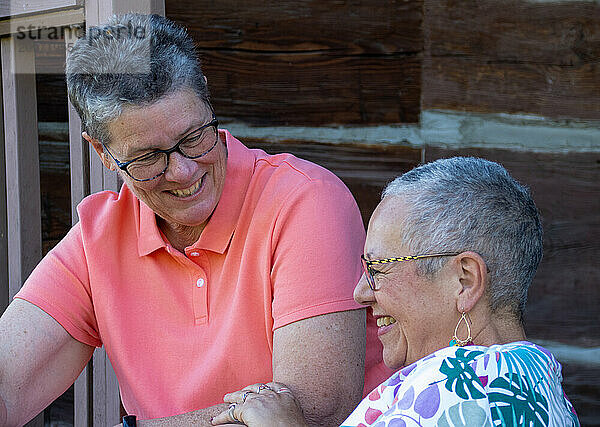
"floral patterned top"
342,341,579,426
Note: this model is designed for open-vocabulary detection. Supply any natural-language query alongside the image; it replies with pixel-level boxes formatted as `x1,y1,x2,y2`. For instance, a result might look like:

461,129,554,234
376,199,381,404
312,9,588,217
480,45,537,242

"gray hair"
66,13,209,145
382,157,543,319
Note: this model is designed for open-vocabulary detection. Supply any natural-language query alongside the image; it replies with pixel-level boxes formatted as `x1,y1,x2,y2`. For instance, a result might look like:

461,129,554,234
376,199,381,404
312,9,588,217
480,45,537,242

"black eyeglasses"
102,117,220,182
361,252,459,291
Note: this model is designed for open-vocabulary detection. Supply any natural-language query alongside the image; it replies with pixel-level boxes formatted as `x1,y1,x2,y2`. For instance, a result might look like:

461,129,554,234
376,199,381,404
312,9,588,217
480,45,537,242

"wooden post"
66,27,89,224
66,25,94,427
0,47,7,315
1,34,44,427
77,1,123,420
93,350,122,425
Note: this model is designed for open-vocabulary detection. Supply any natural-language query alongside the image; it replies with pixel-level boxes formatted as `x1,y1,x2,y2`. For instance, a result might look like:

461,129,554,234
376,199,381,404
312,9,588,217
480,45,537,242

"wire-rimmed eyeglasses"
361,252,460,291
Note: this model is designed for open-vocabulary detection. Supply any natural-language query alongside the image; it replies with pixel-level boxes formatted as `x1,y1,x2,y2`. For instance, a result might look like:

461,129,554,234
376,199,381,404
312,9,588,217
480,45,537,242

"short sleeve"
15,223,102,347
270,177,366,329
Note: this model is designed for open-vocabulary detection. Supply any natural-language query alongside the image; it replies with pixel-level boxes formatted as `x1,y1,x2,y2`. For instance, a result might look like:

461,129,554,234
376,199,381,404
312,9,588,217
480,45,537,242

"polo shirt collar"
136,129,254,256
192,129,253,253
137,197,166,257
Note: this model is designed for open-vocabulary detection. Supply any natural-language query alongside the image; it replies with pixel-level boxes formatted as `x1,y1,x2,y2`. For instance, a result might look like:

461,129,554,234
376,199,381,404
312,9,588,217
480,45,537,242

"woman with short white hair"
215,157,580,426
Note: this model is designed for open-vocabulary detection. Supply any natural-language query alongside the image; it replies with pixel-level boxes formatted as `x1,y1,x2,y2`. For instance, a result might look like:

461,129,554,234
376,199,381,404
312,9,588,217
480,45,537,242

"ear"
454,251,488,313
83,132,116,171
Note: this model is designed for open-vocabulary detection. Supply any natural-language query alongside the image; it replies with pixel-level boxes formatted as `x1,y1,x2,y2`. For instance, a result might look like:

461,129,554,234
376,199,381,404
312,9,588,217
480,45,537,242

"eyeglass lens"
127,125,218,181
361,257,376,291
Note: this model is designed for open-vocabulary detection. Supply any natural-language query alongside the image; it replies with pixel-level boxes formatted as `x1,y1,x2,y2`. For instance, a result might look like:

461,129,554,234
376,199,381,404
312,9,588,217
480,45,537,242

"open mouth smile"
375,315,397,336
168,174,205,198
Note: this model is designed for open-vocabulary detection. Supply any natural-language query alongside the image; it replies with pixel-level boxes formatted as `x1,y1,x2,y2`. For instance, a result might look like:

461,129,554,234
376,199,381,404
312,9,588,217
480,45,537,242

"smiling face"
354,196,459,370
103,89,227,233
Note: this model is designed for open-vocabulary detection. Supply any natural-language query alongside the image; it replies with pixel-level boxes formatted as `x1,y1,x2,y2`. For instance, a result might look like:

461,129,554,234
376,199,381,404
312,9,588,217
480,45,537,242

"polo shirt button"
196,278,205,287
190,251,200,257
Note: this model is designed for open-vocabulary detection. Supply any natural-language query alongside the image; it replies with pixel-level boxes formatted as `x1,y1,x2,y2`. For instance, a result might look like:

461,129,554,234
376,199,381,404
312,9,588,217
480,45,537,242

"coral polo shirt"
16,130,389,418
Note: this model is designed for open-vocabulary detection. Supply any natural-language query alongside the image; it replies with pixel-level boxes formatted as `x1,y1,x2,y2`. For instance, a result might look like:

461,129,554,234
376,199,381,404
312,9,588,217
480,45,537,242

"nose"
164,151,197,181
354,272,375,306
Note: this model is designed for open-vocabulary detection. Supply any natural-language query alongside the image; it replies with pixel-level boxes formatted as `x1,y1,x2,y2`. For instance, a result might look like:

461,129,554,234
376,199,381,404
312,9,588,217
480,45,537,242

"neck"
470,307,526,347
158,218,205,252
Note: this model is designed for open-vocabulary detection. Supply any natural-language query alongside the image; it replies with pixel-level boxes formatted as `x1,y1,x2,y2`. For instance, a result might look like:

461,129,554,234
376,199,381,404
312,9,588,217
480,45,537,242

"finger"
211,405,240,425
210,410,231,425
224,390,257,404
266,382,293,394
223,382,268,402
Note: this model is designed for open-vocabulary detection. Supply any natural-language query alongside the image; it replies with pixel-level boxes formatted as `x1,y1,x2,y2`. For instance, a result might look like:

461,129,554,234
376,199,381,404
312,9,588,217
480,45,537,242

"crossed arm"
0,299,366,427
137,308,367,426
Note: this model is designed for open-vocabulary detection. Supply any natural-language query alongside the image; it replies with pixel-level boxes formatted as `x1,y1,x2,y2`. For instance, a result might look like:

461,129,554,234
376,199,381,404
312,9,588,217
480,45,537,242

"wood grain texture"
561,364,600,426
1,36,42,300
424,147,600,347
204,52,421,125
40,169,70,255
0,57,7,315
422,0,600,120
166,0,423,125
167,0,422,54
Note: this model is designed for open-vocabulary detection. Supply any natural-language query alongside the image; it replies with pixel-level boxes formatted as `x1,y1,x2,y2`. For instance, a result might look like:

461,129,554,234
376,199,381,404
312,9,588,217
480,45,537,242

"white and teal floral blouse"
342,341,579,426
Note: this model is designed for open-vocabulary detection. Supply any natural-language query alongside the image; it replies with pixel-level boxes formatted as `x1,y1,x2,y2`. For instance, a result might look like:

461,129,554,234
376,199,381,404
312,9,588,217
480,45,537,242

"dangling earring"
449,312,473,347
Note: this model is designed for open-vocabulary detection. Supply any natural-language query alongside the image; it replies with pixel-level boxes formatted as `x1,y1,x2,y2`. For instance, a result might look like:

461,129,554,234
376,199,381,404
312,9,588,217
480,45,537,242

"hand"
211,382,309,427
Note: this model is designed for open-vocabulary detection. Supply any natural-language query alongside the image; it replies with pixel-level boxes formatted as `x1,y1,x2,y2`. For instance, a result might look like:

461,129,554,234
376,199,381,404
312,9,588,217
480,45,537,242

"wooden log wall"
166,0,423,125
28,0,600,423
423,0,600,120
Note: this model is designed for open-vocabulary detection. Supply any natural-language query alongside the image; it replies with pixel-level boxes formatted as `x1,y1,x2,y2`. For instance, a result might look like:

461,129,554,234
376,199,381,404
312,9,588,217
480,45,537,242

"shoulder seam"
255,157,317,183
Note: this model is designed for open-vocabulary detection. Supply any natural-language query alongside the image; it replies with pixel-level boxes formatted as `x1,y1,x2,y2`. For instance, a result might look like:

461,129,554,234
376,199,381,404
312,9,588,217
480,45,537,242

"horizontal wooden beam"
167,0,422,54
0,7,84,36
204,51,421,125
167,0,423,125
0,0,81,20
423,57,600,121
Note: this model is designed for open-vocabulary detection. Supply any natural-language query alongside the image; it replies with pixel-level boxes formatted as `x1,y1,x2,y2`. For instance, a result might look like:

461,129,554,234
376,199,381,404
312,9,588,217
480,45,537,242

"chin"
383,351,405,371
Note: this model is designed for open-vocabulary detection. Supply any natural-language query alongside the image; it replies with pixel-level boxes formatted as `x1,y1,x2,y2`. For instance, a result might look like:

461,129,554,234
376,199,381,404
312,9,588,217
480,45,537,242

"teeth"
377,316,396,327
170,178,202,197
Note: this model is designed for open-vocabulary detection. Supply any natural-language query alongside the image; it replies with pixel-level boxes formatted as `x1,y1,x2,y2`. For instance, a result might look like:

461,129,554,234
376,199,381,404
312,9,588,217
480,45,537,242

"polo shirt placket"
187,249,209,325
160,244,210,325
